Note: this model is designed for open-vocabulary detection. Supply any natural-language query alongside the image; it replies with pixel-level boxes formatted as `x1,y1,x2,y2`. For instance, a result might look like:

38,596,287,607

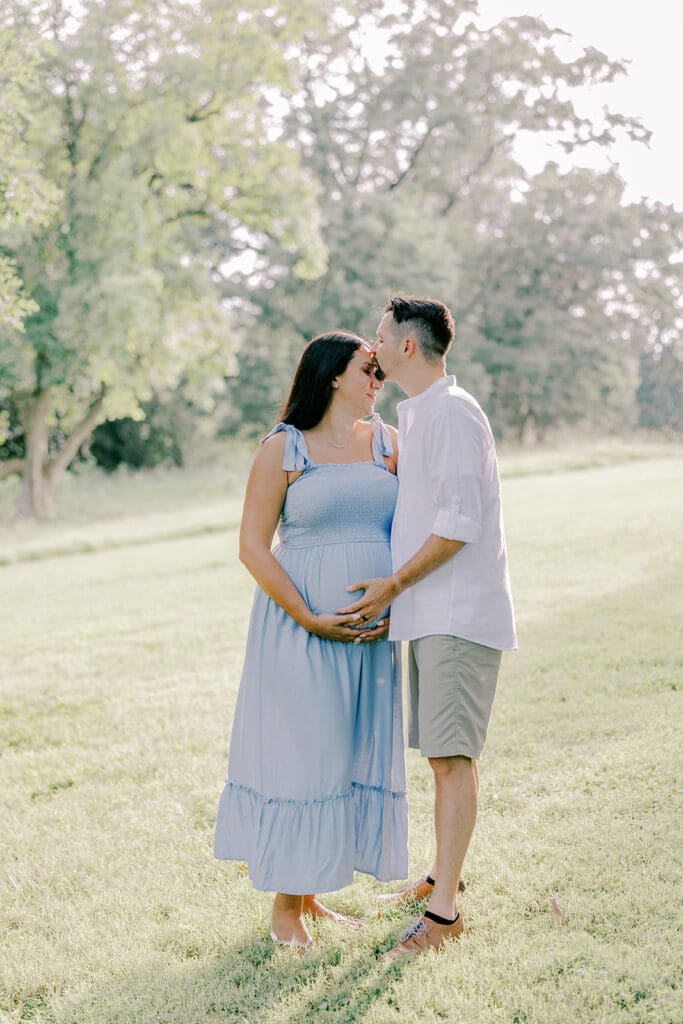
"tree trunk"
517,411,538,446
17,389,55,518
14,385,107,518
19,466,56,518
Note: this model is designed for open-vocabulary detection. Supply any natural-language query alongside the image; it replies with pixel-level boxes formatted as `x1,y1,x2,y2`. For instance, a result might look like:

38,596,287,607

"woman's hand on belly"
351,616,390,642
305,612,388,642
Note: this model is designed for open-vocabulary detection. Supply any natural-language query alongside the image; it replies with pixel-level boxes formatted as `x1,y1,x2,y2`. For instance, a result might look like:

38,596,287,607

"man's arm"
341,404,485,624
337,535,464,623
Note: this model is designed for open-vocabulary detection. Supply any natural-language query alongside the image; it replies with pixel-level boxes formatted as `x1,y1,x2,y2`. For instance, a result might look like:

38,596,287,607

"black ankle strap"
424,909,460,927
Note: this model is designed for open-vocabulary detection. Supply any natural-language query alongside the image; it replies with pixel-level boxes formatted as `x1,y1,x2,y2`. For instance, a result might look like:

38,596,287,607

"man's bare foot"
270,893,313,947
302,895,364,926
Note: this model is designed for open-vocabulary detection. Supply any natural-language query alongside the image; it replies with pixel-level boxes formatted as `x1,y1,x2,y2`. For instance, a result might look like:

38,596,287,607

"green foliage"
3,0,682,510
0,0,330,512
3,0,328,410
638,340,683,433
220,324,306,438
456,166,673,439
0,23,59,334
0,23,61,231
89,397,187,471
222,1,683,440
0,257,38,336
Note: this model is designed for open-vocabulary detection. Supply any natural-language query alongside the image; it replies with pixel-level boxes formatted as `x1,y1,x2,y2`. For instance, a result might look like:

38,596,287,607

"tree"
221,1,683,440
638,340,683,433
455,167,683,440
0,22,60,332
0,0,328,516
89,395,186,471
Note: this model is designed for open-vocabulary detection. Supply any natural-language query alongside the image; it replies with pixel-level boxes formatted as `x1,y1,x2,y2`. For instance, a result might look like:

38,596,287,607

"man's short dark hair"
385,295,455,362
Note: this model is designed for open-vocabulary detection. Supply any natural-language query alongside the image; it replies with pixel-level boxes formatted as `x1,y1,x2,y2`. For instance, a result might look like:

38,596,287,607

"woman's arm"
239,435,369,641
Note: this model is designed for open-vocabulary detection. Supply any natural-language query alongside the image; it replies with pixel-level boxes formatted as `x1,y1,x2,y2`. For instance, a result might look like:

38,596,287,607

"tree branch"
162,208,210,226
46,386,108,481
387,122,440,192
441,141,500,215
87,126,121,181
187,91,220,122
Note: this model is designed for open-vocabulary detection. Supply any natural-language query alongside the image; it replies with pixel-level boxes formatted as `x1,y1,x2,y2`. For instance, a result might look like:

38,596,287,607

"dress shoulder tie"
259,422,311,472
370,413,394,467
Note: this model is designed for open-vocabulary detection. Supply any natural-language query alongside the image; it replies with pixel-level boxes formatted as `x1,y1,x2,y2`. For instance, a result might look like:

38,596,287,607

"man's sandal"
384,912,464,960
374,874,465,907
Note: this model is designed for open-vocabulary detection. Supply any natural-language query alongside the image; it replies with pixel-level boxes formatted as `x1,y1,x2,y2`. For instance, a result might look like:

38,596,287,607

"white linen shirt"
389,375,517,650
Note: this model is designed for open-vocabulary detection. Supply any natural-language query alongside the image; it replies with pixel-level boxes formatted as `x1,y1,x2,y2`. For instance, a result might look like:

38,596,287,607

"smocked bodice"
261,417,398,549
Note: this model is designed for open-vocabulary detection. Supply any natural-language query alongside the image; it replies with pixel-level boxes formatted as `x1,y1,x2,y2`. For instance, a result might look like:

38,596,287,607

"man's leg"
376,637,475,908
426,754,477,920
385,638,500,957
426,758,477,895
384,756,473,958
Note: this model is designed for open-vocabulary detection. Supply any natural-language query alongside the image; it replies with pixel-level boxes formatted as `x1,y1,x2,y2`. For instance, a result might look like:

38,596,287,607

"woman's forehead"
350,345,372,363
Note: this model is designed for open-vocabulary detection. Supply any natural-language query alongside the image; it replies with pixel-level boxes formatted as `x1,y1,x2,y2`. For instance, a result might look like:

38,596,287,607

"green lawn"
1,448,681,1024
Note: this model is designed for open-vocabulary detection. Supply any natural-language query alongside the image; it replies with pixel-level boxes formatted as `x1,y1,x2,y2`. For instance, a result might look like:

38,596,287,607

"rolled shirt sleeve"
428,407,485,543
389,374,516,649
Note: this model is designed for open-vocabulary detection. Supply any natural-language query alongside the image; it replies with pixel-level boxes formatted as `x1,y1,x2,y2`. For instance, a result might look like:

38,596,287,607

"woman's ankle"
273,892,304,914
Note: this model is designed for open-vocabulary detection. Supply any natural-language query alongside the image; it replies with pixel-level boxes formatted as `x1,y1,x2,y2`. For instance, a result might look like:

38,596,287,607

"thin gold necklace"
320,428,354,449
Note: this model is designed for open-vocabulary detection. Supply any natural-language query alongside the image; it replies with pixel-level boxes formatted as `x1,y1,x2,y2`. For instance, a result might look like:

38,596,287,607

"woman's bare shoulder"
258,429,287,452
251,430,288,473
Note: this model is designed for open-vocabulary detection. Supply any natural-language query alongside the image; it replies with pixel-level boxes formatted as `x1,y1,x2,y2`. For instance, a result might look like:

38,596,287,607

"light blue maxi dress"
214,416,409,894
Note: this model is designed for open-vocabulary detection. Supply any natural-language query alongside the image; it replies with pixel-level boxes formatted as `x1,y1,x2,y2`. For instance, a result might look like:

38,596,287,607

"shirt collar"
397,374,457,413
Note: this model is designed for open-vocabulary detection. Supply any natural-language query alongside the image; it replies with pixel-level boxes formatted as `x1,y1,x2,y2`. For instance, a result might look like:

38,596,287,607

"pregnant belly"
278,542,393,622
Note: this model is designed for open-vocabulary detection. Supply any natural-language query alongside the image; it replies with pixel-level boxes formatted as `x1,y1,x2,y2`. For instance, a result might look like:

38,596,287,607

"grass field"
1,444,682,1024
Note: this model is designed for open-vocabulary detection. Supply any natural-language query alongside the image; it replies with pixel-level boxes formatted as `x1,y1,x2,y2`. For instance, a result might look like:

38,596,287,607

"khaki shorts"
408,634,502,759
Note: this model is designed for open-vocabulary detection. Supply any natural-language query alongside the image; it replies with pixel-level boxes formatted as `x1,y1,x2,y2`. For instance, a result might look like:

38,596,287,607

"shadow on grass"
284,936,405,1024
55,923,410,1024
0,519,240,567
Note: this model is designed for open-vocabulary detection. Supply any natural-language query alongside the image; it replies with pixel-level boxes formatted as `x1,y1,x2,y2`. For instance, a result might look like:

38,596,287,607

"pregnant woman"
214,332,408,948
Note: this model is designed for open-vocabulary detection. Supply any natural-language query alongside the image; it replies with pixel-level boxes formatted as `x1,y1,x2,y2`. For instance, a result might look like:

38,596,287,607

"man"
339,295,516,959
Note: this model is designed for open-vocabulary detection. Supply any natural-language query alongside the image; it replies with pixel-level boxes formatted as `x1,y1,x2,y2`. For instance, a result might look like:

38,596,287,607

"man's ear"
403,336,417,358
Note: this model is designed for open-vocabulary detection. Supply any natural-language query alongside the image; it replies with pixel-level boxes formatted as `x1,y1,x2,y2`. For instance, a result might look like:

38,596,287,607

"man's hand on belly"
336,575,401,626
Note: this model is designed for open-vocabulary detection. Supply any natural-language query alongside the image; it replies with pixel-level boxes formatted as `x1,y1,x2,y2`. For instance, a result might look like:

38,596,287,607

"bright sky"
475,0,683,210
